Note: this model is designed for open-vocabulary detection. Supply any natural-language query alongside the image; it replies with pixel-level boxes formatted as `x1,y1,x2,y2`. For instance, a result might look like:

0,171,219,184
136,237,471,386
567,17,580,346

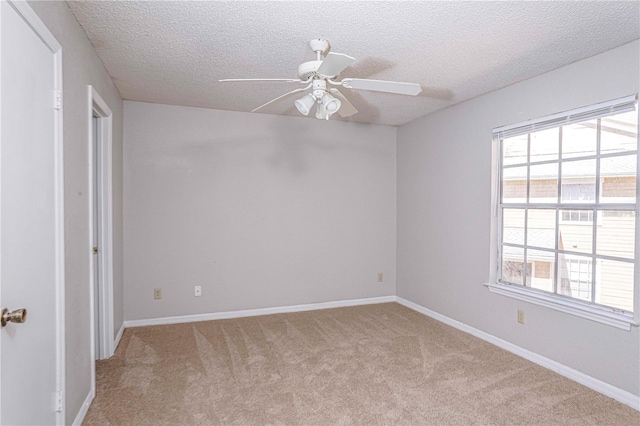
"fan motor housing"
309,38,330,55
298,60,323,81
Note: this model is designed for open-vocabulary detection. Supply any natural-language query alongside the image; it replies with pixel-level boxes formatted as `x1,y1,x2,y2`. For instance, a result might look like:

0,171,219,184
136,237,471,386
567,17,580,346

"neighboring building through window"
564,258,593,301
494,95,638,321
561,183,596,223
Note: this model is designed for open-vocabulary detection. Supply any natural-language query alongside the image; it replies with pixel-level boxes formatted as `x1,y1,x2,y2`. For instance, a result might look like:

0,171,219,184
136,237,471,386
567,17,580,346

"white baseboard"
71,387,95,426
124,295,396,329
113,322,125,352
396,297,640,411
119,294,638,411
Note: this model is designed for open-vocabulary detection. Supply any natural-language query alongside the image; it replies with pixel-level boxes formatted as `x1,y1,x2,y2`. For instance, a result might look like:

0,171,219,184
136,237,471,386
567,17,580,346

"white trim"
3,2,66,424
114,322,125,351
395,297,640,411
119,295,639,410
88,86,115,360
485,282,637,330
124,296,396,328
71,388,94,426
8,1,61,51
633,106,640,319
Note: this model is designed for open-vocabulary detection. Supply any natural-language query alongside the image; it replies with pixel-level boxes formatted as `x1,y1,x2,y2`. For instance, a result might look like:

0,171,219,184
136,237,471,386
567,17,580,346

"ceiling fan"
219,39,422,120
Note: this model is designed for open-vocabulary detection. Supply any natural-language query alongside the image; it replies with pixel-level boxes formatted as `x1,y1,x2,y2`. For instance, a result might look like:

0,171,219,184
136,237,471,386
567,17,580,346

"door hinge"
54,90,62,110
55,390,63,412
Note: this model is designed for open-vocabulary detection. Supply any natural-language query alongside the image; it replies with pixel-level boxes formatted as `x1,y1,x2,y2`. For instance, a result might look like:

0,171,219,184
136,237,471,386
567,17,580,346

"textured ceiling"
67,1,639,126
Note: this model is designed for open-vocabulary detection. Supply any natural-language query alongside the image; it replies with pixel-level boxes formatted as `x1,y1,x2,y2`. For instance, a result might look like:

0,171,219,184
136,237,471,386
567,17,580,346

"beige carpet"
84,303,639,425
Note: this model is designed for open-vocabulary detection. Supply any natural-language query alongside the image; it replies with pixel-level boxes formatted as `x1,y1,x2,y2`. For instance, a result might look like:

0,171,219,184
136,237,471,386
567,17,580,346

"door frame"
0,1,65,423
87,86,114,366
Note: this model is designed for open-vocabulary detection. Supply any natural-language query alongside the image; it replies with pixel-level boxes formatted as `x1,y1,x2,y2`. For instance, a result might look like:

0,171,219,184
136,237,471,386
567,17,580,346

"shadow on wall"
165,114,342,178
264,116,339,174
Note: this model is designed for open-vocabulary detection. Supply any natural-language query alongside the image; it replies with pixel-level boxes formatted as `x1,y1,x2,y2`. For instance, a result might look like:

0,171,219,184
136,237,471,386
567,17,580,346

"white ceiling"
67,1,639,126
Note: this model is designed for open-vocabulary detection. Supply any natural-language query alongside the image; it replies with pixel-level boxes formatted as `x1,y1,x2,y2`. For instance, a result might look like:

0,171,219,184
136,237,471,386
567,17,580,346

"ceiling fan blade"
341,78,422,96
219,78,302,83
251,84,312,113
317,52,355,77
329,89,358,118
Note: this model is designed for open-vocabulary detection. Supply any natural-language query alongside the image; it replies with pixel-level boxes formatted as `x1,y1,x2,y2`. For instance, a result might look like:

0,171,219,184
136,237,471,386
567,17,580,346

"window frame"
488,95,640,330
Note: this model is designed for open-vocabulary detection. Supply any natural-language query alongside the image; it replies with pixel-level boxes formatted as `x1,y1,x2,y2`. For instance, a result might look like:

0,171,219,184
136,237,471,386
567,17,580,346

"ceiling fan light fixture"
315,102,327,120
320,92,341,114
294,94,316,116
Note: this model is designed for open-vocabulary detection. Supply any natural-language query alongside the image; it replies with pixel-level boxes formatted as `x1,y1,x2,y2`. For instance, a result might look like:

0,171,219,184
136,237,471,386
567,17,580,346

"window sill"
485,282,638,331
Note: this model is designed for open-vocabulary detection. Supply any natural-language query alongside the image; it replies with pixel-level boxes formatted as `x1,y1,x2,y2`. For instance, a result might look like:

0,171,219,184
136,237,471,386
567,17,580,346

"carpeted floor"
84,303,639,425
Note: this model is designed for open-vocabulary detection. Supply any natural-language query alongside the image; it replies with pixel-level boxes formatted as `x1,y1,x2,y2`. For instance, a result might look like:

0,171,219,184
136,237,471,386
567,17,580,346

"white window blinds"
493,94,637,141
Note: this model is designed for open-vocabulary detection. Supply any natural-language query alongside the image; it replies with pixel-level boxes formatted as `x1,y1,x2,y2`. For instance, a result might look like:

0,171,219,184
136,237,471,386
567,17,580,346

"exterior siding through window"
497,103,638,314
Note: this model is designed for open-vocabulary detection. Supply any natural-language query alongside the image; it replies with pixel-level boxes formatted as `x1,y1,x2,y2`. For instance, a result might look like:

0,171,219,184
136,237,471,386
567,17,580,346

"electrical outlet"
517,309,525,324
377,272,384,282
154,288,162,300
194,285,202,297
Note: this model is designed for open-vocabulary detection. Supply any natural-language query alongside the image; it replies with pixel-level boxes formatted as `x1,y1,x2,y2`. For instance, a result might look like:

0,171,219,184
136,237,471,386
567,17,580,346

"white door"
0,1,64,425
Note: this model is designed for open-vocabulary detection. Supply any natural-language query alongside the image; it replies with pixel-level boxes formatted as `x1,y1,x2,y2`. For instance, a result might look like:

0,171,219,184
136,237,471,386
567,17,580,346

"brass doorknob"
1,308,27,327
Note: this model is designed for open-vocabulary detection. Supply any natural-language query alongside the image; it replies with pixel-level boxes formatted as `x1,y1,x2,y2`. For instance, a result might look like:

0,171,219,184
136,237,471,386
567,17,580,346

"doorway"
88,86,114,364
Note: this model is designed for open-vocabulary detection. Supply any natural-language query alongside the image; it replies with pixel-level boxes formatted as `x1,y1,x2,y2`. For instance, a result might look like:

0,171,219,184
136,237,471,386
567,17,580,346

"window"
502,260,532,286
561,210,593,223
561,183,595,202
565,258,593,301
560,183,597,223
490,95,639,329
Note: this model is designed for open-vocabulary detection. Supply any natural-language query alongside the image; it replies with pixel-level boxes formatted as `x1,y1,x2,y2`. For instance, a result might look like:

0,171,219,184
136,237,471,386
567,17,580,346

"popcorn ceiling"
67,1,638,126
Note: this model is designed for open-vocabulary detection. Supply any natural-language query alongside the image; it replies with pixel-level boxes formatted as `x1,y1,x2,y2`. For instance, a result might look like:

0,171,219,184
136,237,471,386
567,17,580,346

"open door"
0,1,65,424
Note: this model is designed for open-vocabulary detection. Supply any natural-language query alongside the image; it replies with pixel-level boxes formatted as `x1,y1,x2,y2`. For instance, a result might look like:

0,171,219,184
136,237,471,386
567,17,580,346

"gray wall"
397,40,640,395
28,1,124,422
124,102,396,321
23,2,639,418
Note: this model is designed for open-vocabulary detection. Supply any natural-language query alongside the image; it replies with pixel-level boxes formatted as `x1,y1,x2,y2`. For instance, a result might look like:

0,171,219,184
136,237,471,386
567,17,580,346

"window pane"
601,111,638,155
562,120,597,159
530,128,559,162
597,210,636,259
561,160,596,202
502,247,525,285
528,249,555,293
502,166,527,202
559,210,593,254
557,254,592,302
597,259,634,312
600,155,636,204
529,163,558,203
527,209,556,249
502,135,527,166
561,182,596,203
502,208,525,245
